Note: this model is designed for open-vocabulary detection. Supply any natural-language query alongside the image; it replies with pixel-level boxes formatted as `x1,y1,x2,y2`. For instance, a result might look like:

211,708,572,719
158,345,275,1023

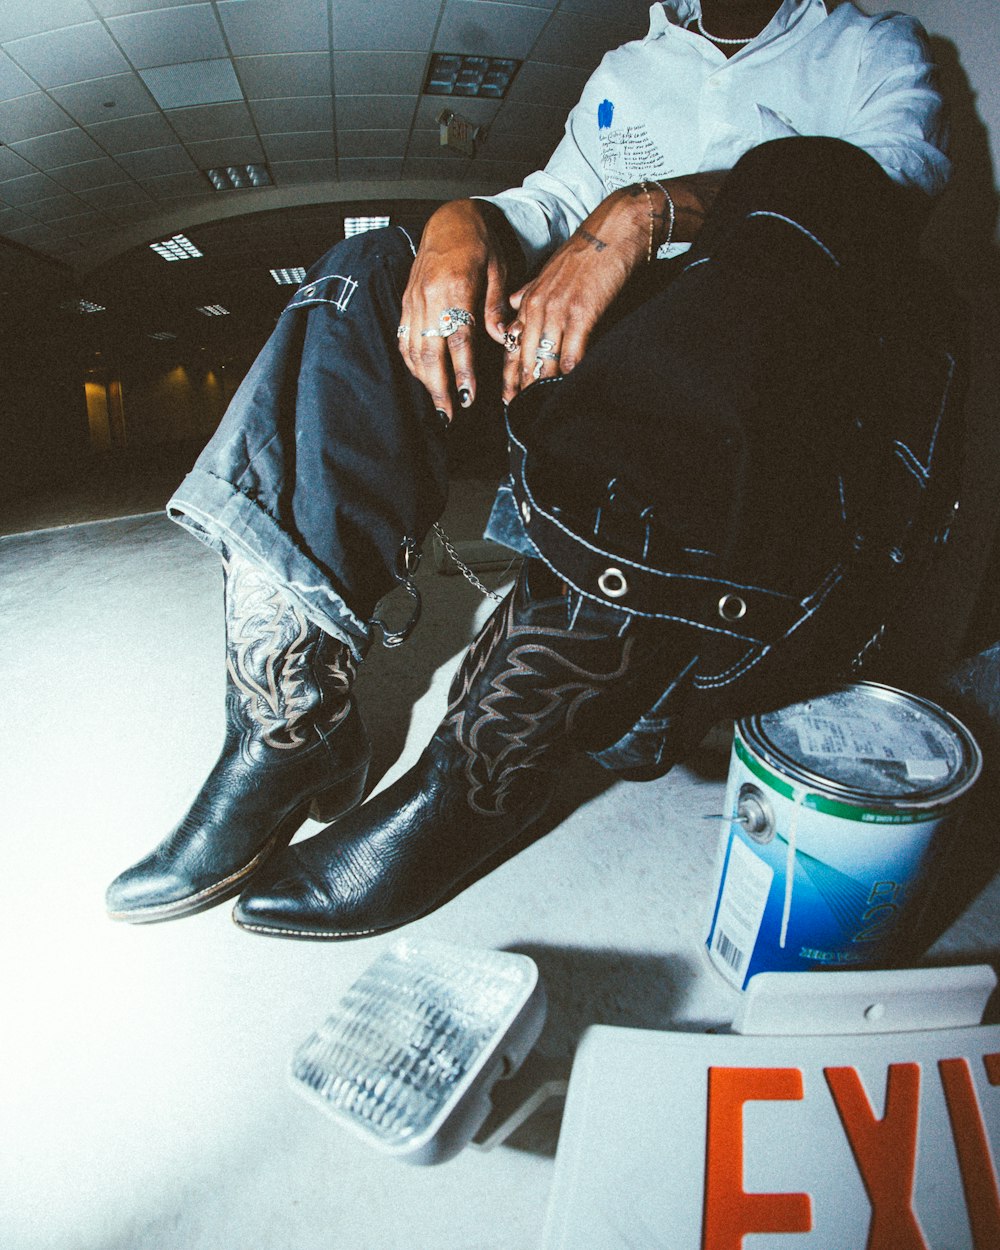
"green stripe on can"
732,734,943,824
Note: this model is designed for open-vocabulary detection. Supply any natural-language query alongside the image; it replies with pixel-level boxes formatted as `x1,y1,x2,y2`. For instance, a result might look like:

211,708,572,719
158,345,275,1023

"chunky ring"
439,307,475,338
502,329,521,353
396,325,409,338
420,327,440,337
539,337,557,351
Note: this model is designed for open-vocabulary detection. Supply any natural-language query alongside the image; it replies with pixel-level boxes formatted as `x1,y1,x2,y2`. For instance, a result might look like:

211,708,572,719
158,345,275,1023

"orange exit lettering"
702,1054,1000,1249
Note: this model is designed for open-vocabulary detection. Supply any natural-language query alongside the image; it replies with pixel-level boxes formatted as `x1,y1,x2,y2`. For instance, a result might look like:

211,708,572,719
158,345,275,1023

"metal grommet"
598,567,628,599
520,499,531,524
301,283,314,296
718,593,747,622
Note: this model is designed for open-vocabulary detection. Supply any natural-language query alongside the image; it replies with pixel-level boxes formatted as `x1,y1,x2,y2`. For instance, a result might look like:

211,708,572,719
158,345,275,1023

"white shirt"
481,0,950,271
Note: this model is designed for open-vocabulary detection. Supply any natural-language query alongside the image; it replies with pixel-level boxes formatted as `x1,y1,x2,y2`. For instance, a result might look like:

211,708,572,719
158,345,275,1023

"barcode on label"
714,929,745,973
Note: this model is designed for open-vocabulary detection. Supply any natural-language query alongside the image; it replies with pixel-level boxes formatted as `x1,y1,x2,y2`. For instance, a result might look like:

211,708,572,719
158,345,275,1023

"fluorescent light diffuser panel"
344,215,390,237
150,234,203,261
207,164,272,191
196,305,230,316
424,53,521,98
270,267,307,285
60,298,106,314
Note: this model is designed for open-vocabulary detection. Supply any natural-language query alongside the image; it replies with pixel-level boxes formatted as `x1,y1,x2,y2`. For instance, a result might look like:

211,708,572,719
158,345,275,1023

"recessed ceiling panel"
0,92,75,143
85,111,178,154
270,158,338,184
48,157,132,192
338,129,407,160
0,0,94,43
503,60,588,109
165,100,256,141
336,95,419,132
139,59,243,109
184,134,266,166
234,53,331,100
216,0,330,56
434,1,552,61
0,172,66,205
2,23,131,88
106,5,228,70
331,0,439,53
48,73,159,126
0,49,35,102
531,11,649,71
249,96,332,135
336,157,405,182
332,51,426,96
11,128,105,170
115,145,197,179
261,132,334,163
0,146,35,180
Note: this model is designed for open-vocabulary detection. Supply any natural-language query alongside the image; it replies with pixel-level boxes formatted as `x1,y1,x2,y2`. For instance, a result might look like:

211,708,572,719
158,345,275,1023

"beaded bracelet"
639,181,656,263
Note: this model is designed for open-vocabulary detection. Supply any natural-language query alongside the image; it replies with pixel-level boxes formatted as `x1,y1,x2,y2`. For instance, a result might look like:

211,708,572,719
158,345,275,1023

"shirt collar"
647,1,822,41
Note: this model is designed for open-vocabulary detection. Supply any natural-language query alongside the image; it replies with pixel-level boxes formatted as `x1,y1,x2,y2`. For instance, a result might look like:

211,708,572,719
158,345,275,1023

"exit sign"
542,1023,1000,1248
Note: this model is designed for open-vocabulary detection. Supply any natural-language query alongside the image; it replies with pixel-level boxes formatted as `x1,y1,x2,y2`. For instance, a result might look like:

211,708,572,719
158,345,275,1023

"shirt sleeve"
474,74,609,274
839,13,950,196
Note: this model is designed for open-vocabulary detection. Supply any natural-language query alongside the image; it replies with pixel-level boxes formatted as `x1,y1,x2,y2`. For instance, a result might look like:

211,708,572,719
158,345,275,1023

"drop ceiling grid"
0,0,650,266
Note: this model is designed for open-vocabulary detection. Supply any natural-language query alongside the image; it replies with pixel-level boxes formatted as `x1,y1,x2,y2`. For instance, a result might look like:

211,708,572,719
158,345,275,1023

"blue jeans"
169,140,964,747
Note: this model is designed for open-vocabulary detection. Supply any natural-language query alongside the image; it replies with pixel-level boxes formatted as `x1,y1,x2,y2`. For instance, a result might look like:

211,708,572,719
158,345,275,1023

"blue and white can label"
706,683,981,990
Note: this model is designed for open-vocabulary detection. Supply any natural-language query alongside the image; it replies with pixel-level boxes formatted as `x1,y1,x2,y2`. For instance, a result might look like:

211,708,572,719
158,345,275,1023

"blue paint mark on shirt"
597,99,614,130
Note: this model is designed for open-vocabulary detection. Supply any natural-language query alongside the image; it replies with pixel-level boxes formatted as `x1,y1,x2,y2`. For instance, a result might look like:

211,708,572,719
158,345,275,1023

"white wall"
860,0,1000,273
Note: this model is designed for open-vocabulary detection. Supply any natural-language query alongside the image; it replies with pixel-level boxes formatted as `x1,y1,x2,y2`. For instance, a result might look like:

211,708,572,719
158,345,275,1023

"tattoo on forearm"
578,228,607,252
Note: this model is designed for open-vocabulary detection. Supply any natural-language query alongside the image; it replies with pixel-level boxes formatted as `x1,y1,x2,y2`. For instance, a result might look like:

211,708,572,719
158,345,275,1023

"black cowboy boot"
106,551,371,923
232,561,662,939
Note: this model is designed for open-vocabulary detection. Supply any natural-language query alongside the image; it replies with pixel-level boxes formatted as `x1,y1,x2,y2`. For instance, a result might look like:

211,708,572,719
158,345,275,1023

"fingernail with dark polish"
459,388,472,408
435,408,450,428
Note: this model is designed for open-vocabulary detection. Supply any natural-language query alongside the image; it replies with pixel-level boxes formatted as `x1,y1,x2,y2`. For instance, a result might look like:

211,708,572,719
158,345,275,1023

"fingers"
397,303,479,422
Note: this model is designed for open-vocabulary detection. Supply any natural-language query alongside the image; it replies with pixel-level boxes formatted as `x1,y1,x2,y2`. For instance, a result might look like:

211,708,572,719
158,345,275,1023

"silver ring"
534,349,559,361
420,327,440,337
396,325,409,338
531,358,547,380
438,307,475,338
539,337,557,351
502,330,521,353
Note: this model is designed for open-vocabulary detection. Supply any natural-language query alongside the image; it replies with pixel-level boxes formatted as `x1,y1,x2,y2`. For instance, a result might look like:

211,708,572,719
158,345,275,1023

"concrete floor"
1,472,998,1250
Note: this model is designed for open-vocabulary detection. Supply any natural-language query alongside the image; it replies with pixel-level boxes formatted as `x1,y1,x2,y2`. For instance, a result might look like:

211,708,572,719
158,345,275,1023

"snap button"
718,593,747,621
598,567,628,599
520,500,531,524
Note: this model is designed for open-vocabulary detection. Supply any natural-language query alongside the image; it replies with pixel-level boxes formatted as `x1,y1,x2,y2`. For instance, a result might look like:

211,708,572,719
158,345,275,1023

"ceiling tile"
406,129,472,161
249,96,332,134
106,5,228,71
0,48,33,102
11,129,105,170
332,51,425,96
401,156,473,182
0,146,34,179
4,221,63,248
49,73,159,125
21,193,90,222
0,171,65,205
486,99,566,138
166,101,256,141
139,170,210,198
262,132,335,163
434,1,552,60
184,135,266,166
114,144,197,179
2,23,131,88
270,158,337,184
336,157,405,182
85,111,178,153
235,53,331,100
78,181,153,209
51,210,108,233
48,157,132,191
139,59,243,109
504,60,588,108
90,0,210,14
462,156,535,185
559,0,648,19
0,0,95,43
478,125,556,163
531,11,646,70
336,95,419,131
331,0,439,53
216,0,329,56
0,206,35,231
0,92,75,143
338,129,407,160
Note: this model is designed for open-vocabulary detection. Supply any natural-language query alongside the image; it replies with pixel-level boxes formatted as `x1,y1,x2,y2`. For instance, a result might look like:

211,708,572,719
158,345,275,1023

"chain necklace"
696,14,756,45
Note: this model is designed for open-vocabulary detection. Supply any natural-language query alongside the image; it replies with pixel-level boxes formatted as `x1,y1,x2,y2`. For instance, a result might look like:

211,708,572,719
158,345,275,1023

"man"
107,1,962,938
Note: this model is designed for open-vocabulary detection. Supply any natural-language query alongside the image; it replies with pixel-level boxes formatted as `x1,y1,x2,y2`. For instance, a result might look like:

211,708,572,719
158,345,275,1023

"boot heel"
308,759,369,823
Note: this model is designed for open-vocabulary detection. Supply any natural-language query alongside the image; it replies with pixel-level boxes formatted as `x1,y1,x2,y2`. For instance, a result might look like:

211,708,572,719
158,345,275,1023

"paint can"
706,682,982,991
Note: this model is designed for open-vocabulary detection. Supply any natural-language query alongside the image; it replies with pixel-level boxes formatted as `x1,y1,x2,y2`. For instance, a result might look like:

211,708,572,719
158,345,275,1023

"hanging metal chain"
432,523,505,601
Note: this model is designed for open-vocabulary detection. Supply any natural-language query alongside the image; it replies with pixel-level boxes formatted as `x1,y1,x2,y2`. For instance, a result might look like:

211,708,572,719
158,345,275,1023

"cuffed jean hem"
167,468,372,661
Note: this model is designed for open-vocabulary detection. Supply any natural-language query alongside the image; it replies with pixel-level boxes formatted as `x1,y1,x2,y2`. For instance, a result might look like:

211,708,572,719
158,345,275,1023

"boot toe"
233,860,356,938
105,860,203,922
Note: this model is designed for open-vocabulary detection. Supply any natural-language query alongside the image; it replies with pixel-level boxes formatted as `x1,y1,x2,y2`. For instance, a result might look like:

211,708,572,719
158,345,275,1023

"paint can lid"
740,682,982,806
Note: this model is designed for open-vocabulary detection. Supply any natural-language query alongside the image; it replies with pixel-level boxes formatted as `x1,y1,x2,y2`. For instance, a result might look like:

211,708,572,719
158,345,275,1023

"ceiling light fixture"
206,164,273,191
270,267,307,285
148,331,177,340
196,304,230,316
424,53,521,98
150,234,203,261
60,297,106,314
344,215,390,237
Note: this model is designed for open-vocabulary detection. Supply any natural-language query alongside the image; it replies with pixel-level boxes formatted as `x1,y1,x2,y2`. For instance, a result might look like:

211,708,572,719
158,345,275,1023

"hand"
500,186,652,404
397,199,513,423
